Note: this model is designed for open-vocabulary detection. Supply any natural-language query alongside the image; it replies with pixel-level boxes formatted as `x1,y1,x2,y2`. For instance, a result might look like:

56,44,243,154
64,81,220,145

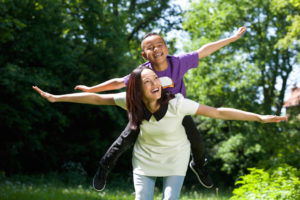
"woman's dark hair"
126,66,174,129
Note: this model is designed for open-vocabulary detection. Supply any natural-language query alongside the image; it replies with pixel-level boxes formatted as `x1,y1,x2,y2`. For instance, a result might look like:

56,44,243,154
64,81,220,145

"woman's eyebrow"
143,75,156,80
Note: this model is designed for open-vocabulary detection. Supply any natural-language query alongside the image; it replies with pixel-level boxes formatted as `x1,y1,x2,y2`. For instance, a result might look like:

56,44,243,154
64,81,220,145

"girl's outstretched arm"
196,104,287,123
32,86,116,106
197,26,246,59
74,77,125,93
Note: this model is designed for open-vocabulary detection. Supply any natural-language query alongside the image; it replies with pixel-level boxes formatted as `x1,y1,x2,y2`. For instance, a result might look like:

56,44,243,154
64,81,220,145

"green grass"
0,174,232,200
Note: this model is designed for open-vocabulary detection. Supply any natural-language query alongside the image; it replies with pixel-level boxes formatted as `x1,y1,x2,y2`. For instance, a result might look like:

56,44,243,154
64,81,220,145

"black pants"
99,115,206,170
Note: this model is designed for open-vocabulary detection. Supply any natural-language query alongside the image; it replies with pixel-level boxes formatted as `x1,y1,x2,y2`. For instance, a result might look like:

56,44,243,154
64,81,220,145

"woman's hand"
32,86,56,103
258,115,288,123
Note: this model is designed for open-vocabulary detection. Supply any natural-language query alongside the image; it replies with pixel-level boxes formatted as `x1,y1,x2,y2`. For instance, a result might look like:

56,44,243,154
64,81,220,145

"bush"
61,161,88,186
230,165,300,200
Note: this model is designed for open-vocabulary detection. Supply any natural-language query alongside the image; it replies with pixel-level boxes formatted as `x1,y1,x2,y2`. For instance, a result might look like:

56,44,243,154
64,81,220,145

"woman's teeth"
152,88,159,93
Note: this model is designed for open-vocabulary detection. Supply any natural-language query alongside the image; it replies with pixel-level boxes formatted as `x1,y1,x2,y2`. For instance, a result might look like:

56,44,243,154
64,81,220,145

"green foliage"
271,0,300,53
0,0,182,175
181,0,299,186
231,165,300,200
60,161,88,185
267,115,300,168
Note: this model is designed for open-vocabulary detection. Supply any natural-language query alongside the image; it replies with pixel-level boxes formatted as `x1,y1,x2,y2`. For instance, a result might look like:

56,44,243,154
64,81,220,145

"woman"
33,67,286,200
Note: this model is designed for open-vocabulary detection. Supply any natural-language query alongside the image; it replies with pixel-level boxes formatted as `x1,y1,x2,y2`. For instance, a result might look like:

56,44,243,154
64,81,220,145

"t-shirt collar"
143,102,168,121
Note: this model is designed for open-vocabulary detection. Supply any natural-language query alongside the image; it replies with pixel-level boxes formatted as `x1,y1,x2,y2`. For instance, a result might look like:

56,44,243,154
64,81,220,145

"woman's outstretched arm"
196,104,287,123
32,86,116,106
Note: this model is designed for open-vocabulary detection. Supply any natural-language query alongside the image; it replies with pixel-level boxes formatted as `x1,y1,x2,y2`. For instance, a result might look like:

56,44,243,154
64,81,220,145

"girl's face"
141,35,168,65
141,69,162,103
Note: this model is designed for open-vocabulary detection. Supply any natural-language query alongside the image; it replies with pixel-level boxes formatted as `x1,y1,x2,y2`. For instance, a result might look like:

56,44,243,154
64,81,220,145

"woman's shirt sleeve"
113,92,127,110
175,94,199,116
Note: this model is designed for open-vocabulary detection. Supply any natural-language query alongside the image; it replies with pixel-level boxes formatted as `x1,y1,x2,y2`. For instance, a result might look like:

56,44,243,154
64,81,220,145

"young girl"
33,67,286,200
74,27,247,191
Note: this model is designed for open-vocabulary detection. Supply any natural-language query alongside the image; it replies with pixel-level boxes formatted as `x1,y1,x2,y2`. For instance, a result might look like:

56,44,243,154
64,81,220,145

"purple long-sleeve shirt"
124,51,199,97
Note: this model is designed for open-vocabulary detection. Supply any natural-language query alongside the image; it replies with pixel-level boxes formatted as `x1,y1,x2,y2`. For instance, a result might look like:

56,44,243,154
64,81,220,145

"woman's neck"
144,100,160,113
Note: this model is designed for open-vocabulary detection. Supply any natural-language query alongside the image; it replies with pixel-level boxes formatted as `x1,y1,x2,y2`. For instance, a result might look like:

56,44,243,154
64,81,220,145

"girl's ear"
142,51,148,60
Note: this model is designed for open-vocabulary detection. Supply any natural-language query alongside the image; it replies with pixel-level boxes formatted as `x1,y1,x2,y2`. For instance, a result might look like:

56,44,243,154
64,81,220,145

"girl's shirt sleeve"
113,92,127,110
123,75,130,86
177,51,199,75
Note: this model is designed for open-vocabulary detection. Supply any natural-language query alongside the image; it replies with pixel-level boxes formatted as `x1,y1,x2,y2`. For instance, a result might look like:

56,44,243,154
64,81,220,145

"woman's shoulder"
168,93,184,109
114,92,127,110
168,93,199,115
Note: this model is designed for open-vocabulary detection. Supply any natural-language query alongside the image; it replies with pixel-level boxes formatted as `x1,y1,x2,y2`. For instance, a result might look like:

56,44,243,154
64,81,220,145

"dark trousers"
99,115,206,170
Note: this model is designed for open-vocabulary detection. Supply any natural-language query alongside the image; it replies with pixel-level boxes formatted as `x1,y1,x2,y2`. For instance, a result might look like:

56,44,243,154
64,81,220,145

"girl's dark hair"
126,66,174,129
141,32,166,51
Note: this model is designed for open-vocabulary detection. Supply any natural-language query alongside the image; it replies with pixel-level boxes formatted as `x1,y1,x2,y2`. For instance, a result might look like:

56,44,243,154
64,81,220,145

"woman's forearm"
32,86,116,105
196,104,286,123
216,108,261,122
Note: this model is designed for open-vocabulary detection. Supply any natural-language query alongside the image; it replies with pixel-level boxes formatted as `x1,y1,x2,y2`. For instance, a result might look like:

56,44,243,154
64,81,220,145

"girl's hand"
32,86,56,103
74,85,90,92
259,115,288,123
232,26,246,41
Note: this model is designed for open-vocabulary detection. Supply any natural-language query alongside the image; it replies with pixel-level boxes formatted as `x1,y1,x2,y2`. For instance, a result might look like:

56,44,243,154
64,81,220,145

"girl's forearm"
197,37,235,59
88,78,125,93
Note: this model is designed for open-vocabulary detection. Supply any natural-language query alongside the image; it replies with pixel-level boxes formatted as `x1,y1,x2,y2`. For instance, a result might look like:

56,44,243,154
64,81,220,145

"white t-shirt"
114,92,199,176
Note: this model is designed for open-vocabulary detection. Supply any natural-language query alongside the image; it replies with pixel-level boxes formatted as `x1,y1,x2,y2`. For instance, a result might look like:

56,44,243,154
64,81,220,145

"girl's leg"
93,122,139,191
162,176,185,200
100,122,139,169
182,115,205,165
182,115,213,188
133,173,156,200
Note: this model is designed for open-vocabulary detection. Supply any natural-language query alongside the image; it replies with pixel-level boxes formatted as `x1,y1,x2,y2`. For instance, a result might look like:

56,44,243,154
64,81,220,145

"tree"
271,0,300,55
0,0,182,174
181,0,299,185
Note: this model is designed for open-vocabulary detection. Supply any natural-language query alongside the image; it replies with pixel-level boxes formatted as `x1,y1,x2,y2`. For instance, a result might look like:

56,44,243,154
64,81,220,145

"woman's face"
141,69,162,103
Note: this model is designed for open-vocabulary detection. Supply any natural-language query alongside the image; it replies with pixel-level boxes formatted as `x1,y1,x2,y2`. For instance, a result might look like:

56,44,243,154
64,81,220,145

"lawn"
0,173,232,200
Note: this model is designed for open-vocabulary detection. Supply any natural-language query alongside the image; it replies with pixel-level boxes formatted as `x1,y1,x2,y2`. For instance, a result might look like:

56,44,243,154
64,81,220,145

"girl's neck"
152,60,168,72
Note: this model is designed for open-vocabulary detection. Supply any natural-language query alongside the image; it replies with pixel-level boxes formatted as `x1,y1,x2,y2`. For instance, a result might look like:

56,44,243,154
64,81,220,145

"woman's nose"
153,79,160,86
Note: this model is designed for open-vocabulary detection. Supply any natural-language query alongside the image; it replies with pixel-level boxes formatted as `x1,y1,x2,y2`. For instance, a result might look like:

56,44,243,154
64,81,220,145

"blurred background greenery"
0,0,299,199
